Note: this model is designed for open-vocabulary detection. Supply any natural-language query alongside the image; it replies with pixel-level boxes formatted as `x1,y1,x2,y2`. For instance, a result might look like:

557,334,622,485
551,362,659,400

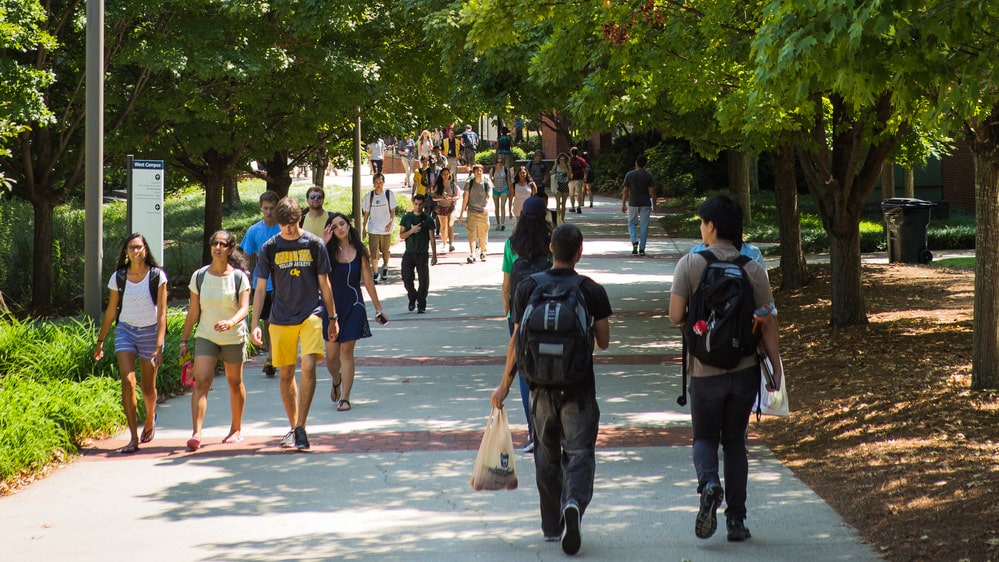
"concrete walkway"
0,175,882,561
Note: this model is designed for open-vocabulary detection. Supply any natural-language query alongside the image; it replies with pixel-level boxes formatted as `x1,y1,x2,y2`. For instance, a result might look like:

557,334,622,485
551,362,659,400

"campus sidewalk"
0,185,882,561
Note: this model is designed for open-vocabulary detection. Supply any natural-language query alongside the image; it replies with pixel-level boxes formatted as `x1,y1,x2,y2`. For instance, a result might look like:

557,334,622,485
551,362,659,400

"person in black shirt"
491,223,613,555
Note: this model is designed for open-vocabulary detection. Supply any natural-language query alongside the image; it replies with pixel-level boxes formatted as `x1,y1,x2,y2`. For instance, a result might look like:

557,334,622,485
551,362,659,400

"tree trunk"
223,174,240,207
261,150,293,198
749,153,760,193
968,111,999,390
881,162,895,199
904,168,915,198
202,173,225,266
796,92,901,327
728,150,751,224
30,199,56,309
771,145,811,290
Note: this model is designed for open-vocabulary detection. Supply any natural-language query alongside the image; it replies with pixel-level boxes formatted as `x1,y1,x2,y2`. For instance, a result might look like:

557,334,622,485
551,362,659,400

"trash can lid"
881,197,936,209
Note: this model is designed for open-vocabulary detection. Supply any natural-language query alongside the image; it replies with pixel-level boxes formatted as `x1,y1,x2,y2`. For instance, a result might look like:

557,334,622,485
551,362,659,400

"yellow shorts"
268,315,325,367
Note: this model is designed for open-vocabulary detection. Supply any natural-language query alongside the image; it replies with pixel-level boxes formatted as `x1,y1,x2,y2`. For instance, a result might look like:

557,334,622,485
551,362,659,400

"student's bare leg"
116,352,140,447
223,360,246,442
297,354,318,428
278,364,299,428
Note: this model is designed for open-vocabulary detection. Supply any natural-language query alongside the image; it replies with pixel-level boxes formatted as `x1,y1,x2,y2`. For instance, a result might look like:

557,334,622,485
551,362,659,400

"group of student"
92,183,423,454
91,165,782,556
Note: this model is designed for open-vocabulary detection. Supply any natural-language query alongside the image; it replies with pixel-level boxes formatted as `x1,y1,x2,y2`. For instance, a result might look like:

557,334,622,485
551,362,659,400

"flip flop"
331,381,342,403
186,437,201,451
337,399,351,412
119,442,139,454
222,433,243,444
140,414,157,443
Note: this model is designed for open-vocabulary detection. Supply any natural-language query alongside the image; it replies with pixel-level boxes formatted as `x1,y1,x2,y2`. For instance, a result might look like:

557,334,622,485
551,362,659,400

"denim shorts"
114,322,161,360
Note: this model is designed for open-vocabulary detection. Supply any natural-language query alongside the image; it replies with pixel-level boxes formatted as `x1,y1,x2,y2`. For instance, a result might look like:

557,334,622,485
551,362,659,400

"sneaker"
408,300,416,312
380,267,388,280
561,503,581,555
727,518,752,542
640,249,646,256
417,307,426,314
449,244,455,252
479,252,487,261
632,243,638,255
373,271,380,284
263,358,276,377
500,224,505,231
522,440,534,453
695,482,724,539
577,207,582,214
280,430,295,448
544,535,560,543
294,426,310,450
467,255,476,264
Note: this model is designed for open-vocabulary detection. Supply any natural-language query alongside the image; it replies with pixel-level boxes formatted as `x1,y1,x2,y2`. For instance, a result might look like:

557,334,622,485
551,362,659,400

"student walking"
321,212,387,412
249,197,339,450
240,191,281,376
669,195,783,542
457,164,492,264
621,154,656,256
399,194,438,313
93,233,168,454
432,167,459,253
491,223,613,555
361,173,397,284
179,230,251,451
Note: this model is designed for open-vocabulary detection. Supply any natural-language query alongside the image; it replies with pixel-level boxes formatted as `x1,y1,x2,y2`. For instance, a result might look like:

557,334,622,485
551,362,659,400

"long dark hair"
210,229,249,271
509,213,552,262
434,168,454,197
326,212,369,262
115,233,160,271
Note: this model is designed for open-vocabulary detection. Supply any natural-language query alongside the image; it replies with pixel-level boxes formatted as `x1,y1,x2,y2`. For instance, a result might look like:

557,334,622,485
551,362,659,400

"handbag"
753,350,789,419
470,407,518,490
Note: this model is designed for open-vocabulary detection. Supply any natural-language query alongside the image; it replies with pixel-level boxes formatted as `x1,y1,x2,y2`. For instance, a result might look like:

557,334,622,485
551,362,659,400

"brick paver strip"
352,354,680,367
81,426,713,461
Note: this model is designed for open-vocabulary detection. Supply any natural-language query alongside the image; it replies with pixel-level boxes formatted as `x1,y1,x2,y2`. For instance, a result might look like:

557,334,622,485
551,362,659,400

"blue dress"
330,252,372,343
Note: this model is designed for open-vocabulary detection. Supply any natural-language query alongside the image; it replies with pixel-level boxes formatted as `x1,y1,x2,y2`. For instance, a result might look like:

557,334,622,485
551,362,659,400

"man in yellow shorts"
250,197,339,450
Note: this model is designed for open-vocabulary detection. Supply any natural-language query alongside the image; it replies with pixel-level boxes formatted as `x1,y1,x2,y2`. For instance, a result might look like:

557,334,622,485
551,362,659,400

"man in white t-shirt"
368,138,386,175
361,172,397,283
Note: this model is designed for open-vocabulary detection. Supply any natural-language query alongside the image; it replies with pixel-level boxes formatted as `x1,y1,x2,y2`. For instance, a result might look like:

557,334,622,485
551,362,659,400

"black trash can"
881,198,935,264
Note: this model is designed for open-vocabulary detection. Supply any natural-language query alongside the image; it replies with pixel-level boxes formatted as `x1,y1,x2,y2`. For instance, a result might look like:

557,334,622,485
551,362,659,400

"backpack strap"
195,265,209,294
115,266,160,323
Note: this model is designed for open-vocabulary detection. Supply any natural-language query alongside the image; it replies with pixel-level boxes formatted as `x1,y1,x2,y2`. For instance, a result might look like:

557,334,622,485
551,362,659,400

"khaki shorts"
465,211,489,250
368,233,392,262
194,337,246,364
568,180,584,198
268,315,325,367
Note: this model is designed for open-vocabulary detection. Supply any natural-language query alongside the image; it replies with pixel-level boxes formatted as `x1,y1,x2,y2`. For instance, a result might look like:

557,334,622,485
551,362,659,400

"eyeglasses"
210,240,232,248
308,194,324,200
128,244,144,251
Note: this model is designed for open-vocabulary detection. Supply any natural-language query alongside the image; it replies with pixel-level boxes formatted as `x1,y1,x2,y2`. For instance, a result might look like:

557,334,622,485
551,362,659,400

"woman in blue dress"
322,212,388,411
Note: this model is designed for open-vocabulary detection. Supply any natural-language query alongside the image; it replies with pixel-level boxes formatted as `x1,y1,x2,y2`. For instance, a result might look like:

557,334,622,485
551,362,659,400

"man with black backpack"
491,223,612,556
669,195,783,543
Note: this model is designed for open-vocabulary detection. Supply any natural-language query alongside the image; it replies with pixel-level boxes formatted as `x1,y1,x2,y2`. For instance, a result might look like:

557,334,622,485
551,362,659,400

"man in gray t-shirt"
250,197,338,451
621,154,656,256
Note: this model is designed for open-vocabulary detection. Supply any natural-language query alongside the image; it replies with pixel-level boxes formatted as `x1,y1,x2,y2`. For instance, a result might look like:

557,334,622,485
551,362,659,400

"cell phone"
375,312,388,325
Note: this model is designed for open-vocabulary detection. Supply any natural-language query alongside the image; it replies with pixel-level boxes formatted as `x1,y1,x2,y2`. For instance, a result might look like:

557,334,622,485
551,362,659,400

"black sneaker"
408,300,416,312
279,430,295,448
639,249,646,256
695,482,724,539
632,243,638,255
294,426,310,450
479,252,487,261
727,518,752,542
561,503,581,555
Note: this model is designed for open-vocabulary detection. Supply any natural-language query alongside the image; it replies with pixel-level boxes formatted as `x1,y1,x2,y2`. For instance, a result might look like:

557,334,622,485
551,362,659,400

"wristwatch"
330,314,338,321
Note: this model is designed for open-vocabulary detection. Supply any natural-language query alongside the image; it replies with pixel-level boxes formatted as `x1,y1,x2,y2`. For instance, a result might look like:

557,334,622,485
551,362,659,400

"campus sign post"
126,155,166,268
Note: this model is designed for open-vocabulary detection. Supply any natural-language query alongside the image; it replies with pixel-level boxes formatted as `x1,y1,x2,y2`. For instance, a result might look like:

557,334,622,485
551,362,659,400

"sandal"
140,414,157,443
337,399,352,412
119,442,139,454
331,380,342,403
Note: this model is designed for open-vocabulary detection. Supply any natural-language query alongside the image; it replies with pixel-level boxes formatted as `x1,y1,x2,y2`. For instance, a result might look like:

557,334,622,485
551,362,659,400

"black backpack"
516,272,593,387
683,251,760,369
508,254,552,312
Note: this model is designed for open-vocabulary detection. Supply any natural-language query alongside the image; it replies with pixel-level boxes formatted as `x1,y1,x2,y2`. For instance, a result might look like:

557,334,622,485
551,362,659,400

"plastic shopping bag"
753,351,789,418
470,407,518,491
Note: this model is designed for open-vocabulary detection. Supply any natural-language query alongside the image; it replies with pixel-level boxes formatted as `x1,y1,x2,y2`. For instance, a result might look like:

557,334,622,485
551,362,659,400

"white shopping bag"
754,351,789,418
470,407,518,491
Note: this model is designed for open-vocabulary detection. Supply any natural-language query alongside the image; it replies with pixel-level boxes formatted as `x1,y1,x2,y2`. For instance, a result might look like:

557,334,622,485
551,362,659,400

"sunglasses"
128,244,144,251
210,240,232,248
308,194,324,200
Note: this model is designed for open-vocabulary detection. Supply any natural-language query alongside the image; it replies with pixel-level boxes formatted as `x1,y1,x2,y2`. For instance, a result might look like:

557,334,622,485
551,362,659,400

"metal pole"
84,0,104,321
353,107,362,233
